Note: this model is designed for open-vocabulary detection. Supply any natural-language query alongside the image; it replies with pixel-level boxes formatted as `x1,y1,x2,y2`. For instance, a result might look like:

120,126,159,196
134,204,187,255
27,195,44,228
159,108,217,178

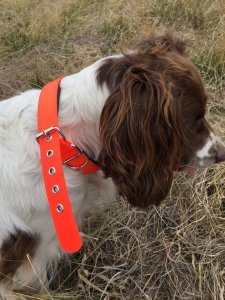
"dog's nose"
215,140,225,163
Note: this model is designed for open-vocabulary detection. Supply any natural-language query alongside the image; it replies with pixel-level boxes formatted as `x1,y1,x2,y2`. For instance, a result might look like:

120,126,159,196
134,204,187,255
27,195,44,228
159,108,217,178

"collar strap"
37,77,100,253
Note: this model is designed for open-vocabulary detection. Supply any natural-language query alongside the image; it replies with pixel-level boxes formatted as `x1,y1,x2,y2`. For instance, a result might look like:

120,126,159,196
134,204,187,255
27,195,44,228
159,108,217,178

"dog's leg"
75,173,116,218
0,225,62,300
0,230,40,299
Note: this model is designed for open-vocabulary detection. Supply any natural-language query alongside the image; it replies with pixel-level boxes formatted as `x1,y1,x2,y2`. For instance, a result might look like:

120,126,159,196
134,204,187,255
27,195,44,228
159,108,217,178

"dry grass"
1,0,225,299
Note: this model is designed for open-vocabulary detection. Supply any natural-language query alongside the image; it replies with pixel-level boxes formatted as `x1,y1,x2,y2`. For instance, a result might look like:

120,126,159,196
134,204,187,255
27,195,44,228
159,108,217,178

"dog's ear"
98,63,183,208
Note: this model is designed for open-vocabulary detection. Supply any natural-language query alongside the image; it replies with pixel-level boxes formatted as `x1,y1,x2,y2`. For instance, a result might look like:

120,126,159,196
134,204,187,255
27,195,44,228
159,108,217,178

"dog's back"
0,67,115,298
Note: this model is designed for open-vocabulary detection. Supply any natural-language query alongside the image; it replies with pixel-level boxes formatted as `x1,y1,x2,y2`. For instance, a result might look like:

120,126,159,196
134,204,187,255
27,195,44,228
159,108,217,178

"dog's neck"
57,57,111,159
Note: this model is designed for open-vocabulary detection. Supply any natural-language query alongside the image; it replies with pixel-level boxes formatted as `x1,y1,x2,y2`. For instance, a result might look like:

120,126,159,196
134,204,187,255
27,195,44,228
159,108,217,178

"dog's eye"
196,117,203,123
196,110,205,121
196,112,204,121
195,118,204,133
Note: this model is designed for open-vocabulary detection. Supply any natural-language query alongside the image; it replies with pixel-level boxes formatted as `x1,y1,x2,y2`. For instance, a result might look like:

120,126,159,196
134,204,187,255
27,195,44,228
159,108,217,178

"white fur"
197,132,216,159
196,131,225,167
0,55,224,299
0,57,116,299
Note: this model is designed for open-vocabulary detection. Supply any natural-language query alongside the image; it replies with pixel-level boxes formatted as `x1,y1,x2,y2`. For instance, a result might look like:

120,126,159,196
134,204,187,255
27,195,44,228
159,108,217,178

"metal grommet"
48,167,56,175
56,204,64,213
52,185,59,193
45,135,52,142
47,150,54,157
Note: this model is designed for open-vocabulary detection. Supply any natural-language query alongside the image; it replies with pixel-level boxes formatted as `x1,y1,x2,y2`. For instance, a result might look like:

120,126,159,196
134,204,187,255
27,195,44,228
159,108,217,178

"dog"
0,32,225,299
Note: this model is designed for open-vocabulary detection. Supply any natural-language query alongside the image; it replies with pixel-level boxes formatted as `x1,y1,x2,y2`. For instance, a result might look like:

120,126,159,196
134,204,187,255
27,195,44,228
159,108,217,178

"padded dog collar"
37,77,101,253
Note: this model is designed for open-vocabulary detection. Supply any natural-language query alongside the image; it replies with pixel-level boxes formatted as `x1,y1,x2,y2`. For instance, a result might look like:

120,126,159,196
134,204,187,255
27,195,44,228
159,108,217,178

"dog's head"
97,32,225,207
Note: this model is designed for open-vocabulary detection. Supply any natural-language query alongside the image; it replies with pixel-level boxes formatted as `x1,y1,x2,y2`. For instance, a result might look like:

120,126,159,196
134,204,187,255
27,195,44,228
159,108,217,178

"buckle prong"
36,126,66,143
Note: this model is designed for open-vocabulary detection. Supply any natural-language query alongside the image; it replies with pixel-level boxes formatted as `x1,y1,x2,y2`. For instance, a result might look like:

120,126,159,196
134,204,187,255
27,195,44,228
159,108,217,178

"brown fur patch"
97,32,210,208
0,230,39,282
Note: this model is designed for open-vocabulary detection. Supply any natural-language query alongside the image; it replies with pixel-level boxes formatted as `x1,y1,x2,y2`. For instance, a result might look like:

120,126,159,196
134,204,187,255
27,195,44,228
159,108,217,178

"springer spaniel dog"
0,32,225,299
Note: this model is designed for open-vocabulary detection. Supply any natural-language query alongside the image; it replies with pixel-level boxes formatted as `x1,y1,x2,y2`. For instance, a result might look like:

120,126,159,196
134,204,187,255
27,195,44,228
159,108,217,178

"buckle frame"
36,126,66,143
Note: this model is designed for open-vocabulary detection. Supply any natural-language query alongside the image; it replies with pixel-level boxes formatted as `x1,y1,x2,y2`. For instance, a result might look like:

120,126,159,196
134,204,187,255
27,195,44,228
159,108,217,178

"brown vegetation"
0,0,225,299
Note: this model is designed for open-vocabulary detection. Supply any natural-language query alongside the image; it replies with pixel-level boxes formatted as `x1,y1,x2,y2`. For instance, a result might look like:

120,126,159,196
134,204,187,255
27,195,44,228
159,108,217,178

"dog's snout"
196,132,225,167
215,141,225,163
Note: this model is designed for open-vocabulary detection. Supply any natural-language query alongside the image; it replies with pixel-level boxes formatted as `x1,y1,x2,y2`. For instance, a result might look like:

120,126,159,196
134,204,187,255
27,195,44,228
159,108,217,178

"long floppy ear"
98,63,182,208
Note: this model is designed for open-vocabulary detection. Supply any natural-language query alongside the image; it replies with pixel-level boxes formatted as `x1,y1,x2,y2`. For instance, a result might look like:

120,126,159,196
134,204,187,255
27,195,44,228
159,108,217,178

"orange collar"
36,77,101,253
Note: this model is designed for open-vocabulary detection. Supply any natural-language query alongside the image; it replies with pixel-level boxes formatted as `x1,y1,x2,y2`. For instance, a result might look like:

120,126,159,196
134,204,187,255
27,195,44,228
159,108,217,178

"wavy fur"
0,32,224,299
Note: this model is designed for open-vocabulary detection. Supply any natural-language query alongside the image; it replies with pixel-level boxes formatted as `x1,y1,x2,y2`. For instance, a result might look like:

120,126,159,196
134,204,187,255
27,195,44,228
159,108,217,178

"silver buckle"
36,126,66,143
63,144,89,170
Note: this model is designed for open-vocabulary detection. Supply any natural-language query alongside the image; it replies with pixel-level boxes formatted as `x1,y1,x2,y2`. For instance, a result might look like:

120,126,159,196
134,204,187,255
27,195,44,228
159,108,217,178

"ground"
0,0,225,299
